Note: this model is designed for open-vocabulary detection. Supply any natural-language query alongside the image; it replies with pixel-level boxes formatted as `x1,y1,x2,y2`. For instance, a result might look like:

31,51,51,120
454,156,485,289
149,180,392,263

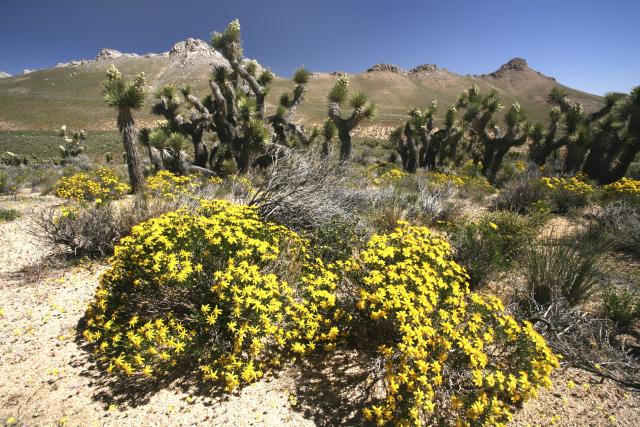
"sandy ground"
1,195,639,426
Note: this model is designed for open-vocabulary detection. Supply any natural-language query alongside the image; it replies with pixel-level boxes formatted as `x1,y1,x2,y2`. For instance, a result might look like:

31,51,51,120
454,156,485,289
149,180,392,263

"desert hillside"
0,39,602,133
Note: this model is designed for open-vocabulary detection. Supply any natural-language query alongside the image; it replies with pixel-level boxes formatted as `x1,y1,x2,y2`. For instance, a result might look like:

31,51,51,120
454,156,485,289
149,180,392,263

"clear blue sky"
1,0,638,95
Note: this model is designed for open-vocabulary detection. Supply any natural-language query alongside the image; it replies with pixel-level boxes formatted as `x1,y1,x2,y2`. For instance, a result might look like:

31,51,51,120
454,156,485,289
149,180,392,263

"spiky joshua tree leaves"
102,65,146,192
327,75,375,160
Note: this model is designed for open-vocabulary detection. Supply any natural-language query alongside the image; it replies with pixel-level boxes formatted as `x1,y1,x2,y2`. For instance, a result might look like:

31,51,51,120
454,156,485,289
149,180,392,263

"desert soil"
1,195,639,426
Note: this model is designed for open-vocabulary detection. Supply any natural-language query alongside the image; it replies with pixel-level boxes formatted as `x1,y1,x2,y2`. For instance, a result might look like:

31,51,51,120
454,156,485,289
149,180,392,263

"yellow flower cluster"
145,170,198,200
371,167,407,186
83,200,340,391
427,172,466,187
540,176,593,196
347,224,558,426
55,167,130,203
603,177,640,200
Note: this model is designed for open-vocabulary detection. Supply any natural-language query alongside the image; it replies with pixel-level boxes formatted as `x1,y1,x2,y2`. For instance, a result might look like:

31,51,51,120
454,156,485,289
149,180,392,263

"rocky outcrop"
367,63,405,74
95,48,140,61
169,38,223,59
55,60,87,68
409,64,439,74
486,57,529,77
22,69,35,74
0,71,11,79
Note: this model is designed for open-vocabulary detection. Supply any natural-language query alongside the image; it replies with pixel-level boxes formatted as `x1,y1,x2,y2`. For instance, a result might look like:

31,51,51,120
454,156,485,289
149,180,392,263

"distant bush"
449,211,542,287
370,173,461,231
493,170,546,214
540,175,594,213
603,177,640,204
523,236,607,306
588,202,640,253
0,208,20,223
601,289,640,329
55,167,130,203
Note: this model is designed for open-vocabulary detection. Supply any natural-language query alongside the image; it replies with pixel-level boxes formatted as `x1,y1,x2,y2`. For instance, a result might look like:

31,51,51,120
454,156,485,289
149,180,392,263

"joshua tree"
581,86,640,184
391,101,467,173
528,86,640,184
102,65,146,192
527,87,587,170
327,75,375,160
456,84,528,182
57,125,86,162
143,20,317,176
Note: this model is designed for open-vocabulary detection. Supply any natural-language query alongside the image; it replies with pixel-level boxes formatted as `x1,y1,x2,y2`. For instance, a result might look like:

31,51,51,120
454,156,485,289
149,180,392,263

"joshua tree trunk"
404,123,418,173
117,108,144,193
337,127,352,160
192,131,209,168
322,138,331,157
147,145,164,171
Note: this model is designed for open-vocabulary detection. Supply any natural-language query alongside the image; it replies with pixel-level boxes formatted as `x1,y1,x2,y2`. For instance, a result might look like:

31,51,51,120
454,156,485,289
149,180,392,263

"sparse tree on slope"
102,65,146,192
456,84,528,182
327,75,375,160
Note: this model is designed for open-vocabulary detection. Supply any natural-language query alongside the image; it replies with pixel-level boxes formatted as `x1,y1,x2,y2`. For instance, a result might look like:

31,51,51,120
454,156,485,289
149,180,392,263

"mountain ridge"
0,41,603,133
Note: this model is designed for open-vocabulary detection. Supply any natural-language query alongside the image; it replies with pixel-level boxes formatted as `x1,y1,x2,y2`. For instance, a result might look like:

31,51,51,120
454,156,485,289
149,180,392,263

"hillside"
0,39,603,138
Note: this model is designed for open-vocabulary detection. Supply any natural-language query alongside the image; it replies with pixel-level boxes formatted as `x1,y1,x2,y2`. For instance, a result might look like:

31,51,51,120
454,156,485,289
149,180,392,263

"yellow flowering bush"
427,172,465,187
55,167,130,203
370,165,407,186
82,200,557,424
145,170,199,200
540,175,594,212
346,224,558,426
603,177,640,202
82,200,340,391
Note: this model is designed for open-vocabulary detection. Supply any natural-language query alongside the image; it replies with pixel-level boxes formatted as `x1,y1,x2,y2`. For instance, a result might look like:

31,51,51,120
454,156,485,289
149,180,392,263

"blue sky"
0,0,638,95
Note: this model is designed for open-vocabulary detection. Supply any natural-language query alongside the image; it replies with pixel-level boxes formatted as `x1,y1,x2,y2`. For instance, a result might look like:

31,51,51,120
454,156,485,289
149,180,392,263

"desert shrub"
144,170,199,199
493,170,546,214
459,175,496,203
426,171,465,187
82,200,340,390
344,225,558,426
540,175,594,213
523,236,607,306
55,167,130,203
367,162,404,184
80,201,559,424
248,150,370,232
449,211,541,287
34,204,130,257
34,191,200,257
0,208,20,222
588,202,640,253
603,177,640,204
601,289,640,329
370,174,461,231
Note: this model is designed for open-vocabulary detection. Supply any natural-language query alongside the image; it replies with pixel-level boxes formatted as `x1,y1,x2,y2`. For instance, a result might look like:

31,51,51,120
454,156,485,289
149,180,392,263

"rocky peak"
95,48,139,61
169,38,223,59
488,57,529,77
0,71,11,79
367,63,405,74
409,64,439,74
